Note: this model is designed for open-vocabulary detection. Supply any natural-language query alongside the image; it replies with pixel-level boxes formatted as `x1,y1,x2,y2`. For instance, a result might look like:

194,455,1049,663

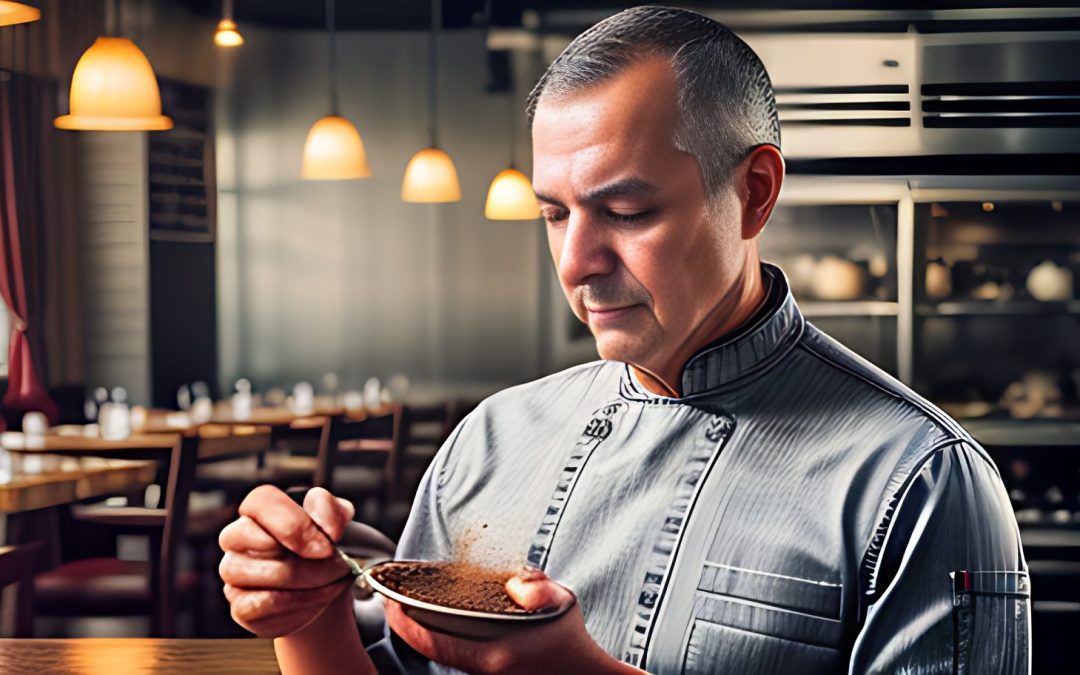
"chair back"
446,398,480,438
156,435,199,637
315,405,405,494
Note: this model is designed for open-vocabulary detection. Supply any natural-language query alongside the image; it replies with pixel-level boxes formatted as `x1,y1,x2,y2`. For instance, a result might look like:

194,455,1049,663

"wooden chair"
396,399,480,493
240,416,337,493
0,542,45,637
446,398,480,437
379,400,486,539
33,435,199,637
395,403,450,493
313,406,403,523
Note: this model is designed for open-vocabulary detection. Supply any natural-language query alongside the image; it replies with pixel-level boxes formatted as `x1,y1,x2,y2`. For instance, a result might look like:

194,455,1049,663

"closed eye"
607,210,652,224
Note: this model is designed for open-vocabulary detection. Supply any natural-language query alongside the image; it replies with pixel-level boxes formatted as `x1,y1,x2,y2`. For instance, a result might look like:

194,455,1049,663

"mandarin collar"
621,263,804,399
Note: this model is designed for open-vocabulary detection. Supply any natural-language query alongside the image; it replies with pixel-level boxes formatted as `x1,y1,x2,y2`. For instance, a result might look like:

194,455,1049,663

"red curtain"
0,74,59,424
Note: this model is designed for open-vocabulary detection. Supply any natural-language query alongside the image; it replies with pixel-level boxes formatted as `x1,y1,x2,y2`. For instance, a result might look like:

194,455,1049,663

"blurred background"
0,0,1077,669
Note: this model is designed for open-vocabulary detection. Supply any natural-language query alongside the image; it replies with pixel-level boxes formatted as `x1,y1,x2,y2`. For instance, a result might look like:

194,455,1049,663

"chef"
219,6,1030,674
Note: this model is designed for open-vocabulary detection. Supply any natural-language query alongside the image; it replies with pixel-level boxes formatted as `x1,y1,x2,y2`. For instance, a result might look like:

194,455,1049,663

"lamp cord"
328,0,339,115
481,0,515,168
508,91,516,168
428,0,439,147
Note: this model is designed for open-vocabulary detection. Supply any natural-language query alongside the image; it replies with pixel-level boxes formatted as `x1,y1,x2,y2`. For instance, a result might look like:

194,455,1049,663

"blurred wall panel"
78,133,152,405
216,27,543,392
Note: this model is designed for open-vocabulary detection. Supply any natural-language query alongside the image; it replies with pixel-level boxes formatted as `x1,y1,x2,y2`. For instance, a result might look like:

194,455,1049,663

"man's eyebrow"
582,178,658,204
533,178,658,209
533,190,565,208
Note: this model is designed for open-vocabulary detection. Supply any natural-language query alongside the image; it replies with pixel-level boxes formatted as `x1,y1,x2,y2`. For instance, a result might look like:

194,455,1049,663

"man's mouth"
586,305,640,326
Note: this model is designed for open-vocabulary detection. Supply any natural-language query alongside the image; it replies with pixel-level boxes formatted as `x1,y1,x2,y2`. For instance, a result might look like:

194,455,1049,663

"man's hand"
385,567,645,675
218,485,355,637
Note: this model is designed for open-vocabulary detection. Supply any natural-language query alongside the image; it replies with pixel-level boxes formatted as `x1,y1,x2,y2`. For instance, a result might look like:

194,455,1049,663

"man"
219,6,1030,674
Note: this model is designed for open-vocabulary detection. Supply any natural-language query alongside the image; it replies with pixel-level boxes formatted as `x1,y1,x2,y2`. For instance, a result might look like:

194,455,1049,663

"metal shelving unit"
801,301,899,317
917,300,1080,316
962,419,1080,447
776,176,1080,443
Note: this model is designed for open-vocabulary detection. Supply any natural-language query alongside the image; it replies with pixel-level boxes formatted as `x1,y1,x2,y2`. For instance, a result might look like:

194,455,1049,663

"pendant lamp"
485,93,539,220
214,0,243,47
54,2,172,131
302,0,371,180
401,0,460,203
485,168,539,220
214,20,243,47
0,1,39,27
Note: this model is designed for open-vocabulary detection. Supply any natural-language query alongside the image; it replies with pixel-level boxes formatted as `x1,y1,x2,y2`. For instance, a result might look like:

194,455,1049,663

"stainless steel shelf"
917,300,1080,316
800,301,898,317
961,419,1080,446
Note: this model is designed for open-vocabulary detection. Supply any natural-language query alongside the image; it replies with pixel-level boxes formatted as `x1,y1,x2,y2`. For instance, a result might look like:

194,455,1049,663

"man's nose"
557,212,616,286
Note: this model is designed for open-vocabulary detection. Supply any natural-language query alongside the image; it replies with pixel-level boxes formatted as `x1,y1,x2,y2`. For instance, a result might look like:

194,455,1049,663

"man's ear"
740,144,785,240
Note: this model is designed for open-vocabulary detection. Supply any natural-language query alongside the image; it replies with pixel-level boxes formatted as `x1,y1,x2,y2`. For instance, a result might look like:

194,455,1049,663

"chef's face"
532,57,747,373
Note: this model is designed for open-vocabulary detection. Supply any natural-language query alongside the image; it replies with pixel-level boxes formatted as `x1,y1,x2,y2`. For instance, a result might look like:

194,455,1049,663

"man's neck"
631,257,767,398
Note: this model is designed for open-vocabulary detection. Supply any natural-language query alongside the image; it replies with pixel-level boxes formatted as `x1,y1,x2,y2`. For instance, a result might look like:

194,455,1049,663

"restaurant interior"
0,0,1077,671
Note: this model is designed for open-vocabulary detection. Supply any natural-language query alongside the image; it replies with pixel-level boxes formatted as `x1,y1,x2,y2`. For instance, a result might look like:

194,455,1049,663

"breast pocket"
682,562,846,675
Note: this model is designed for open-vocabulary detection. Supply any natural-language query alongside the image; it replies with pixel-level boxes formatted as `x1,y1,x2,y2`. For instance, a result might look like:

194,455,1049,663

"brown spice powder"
372,560,537,615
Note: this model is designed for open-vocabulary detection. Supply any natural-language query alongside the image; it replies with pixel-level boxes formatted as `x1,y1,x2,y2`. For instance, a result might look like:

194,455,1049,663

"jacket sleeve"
849,439,1031,674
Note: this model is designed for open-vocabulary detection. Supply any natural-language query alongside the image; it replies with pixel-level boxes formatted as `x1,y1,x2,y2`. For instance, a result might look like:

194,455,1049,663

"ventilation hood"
747,31,1080,159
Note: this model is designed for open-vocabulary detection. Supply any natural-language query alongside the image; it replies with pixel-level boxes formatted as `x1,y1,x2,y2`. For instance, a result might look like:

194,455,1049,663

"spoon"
285,488,392,593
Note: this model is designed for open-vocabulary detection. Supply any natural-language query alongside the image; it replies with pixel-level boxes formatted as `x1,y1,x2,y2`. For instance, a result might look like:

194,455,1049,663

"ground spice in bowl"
370,560,539,615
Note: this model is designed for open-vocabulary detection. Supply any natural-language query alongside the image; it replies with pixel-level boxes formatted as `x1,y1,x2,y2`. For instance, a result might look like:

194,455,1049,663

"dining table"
4,423,275,537
0,448,158,515
211,405,338,428
1,424,276,638
0,444,161,636
0,637,278,673
4,425,272,463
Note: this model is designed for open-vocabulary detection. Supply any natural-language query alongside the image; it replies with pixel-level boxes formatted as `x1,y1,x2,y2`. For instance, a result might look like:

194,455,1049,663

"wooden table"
0,638,279,673
211,404,392,428
2,431,180,459
3,426,274,637
0,449,157,514
211,405,338,428
0,447,161,636
11,426,272,463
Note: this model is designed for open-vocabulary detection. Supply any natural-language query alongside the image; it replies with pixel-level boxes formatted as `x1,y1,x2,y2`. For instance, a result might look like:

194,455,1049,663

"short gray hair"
527,5,780,199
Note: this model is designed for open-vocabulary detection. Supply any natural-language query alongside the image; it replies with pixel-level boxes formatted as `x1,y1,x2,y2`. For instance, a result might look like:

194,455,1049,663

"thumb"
505,567,576,612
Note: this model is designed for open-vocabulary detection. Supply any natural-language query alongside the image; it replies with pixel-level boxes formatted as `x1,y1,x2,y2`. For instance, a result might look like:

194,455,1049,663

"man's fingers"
505,570,576,612
239,485,333,559
219,516,282,555
303,487,355,542
385,600,442,658
219,551,348,590
224,581,349,637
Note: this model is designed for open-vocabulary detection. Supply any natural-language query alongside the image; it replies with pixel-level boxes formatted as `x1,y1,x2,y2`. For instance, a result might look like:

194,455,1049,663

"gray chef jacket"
371,262,1030,674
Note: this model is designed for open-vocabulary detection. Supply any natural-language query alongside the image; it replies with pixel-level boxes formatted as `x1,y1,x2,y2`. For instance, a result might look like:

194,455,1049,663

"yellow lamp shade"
214,19,244,47
302,115,372,180
485,168,540,220
401,147,461,203
54,37,172,131
0,1,39,26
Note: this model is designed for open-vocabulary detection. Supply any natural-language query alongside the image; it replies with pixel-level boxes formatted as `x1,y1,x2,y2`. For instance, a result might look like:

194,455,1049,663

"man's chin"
593,333,651,364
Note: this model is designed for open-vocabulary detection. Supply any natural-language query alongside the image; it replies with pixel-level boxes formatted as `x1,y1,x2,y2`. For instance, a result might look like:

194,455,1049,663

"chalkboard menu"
148,79,215,242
